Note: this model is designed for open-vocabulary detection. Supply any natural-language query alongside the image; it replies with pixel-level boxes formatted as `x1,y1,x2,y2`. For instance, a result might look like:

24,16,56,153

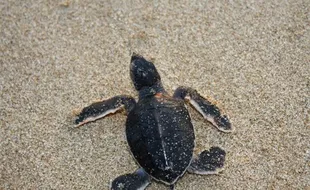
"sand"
1,0,309,189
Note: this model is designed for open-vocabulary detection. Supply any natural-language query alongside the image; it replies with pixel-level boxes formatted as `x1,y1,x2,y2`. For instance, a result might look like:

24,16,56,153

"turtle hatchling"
74,53,233,190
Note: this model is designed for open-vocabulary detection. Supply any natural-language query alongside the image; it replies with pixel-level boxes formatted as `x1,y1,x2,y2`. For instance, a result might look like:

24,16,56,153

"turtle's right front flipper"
74,95,136,127
173,86,232,132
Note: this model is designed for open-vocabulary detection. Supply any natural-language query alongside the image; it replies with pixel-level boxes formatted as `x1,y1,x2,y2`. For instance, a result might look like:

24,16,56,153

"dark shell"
126,95,195,184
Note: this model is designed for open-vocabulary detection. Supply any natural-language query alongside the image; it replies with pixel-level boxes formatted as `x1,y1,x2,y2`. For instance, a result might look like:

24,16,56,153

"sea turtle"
74,53,232,190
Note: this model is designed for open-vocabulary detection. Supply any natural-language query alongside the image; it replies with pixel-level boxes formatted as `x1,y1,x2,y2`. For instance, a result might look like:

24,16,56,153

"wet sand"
1,0,309,189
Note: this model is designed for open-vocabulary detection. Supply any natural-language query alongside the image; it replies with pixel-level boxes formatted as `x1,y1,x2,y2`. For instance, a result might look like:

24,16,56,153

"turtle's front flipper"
74,95,136,127
173,86,232,132
110,168,151,190
187,147,226,175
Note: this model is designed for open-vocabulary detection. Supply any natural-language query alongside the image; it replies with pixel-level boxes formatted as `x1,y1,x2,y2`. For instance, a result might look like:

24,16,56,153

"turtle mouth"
130,53,140,73
131,52,143,63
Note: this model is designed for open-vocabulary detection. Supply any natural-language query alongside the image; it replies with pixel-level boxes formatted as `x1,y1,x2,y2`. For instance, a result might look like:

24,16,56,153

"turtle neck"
138,82,166,99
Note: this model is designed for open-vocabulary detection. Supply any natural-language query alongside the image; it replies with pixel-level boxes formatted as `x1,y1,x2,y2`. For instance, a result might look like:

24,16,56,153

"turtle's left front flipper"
74,95,136,127
173,86,232,132
110,168,151,190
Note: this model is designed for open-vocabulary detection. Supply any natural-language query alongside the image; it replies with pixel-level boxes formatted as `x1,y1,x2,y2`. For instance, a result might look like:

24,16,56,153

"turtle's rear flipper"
110,168,151,190
173,86,232,132
74,95,136,127
187,147,226,175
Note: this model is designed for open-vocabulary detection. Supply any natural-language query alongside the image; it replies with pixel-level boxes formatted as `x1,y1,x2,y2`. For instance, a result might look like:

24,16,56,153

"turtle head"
130,53,161,91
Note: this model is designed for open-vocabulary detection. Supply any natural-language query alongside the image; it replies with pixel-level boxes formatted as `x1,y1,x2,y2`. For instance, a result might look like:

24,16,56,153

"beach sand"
1,0,309,189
